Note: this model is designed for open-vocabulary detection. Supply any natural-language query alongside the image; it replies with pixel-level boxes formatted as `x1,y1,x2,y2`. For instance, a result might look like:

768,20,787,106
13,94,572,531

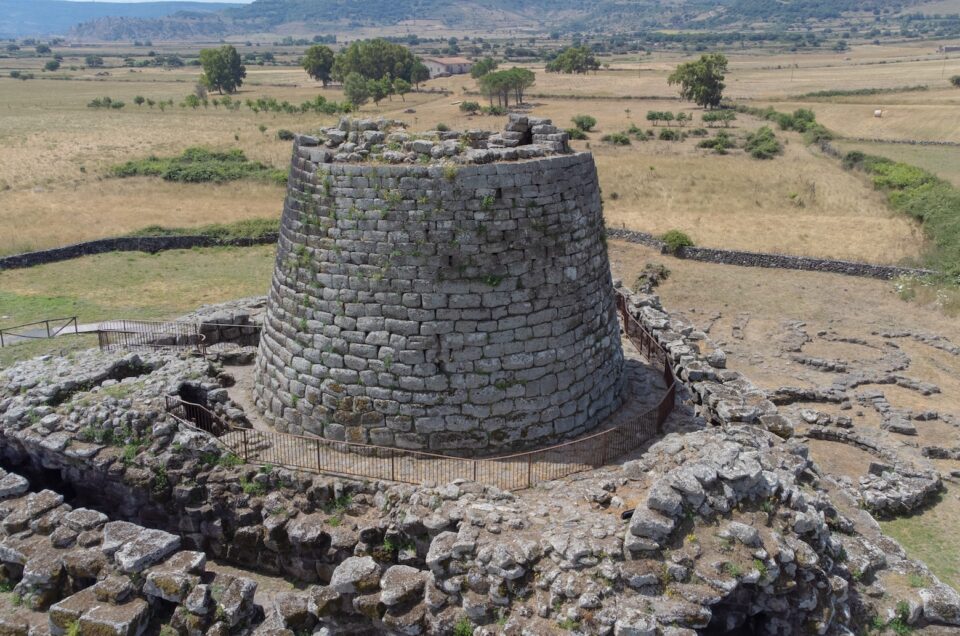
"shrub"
276,129,295,141
658,129,682,141
565,127,587,140
690,127,709,137
435,123,450,132
950,75,960,88
453,618,474,636
697,131,736,154
661,230,694,253
482,105,506,116
601,132,631,146
571,114,597,131
744,127,782,159
459,101,481,113
110,147,285,184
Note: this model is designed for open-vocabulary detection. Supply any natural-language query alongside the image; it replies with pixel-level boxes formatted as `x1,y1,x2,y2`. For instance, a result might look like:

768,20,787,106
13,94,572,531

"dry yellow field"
0,41,951,263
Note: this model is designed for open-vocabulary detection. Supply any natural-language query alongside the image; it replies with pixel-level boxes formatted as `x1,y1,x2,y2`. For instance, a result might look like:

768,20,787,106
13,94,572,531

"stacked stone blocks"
254,119,624,454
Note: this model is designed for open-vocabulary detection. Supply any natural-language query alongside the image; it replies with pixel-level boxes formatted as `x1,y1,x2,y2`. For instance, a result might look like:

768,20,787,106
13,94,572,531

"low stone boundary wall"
0,234,279,271
843,137,960,148
607,228,938,281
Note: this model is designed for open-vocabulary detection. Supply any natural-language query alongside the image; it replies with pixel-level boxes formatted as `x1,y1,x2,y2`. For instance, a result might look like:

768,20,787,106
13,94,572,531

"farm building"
422,56,473,77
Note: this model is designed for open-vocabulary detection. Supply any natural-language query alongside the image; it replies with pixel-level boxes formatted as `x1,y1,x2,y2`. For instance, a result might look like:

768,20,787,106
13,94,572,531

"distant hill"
0,0,242,38
64,0,917,41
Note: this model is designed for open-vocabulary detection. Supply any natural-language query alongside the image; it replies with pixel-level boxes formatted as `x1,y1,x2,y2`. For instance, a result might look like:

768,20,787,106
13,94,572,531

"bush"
744,127,782,159
131,218,280,240
435,123,450,132
571,114,597,131
690,127,709,137
950,75,960,88
661,230,694,253
658,129,683,141
601,132,631,146
459,101,481,113
697,131,736,154
110,147,285,184
565,127,588,140
276,129,295,141
482,105,506,116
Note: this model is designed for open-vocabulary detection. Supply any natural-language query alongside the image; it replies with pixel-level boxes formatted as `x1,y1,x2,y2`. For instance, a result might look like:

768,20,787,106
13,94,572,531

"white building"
422,56,473,78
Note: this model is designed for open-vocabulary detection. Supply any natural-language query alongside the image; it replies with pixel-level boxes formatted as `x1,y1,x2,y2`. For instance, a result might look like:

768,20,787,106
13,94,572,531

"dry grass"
596,136,923,263
0,41,950,262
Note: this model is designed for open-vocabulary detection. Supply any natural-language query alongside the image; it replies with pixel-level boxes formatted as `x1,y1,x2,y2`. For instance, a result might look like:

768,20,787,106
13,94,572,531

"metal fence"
0,316,79,347
164,291,676,491
97,320,207,355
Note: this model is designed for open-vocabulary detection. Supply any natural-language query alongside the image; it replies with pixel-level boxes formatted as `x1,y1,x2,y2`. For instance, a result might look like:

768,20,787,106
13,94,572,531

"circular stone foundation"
254,118,625,454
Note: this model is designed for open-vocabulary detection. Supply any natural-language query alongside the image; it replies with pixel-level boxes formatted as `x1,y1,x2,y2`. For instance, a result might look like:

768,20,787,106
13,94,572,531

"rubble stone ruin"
254,115,625,454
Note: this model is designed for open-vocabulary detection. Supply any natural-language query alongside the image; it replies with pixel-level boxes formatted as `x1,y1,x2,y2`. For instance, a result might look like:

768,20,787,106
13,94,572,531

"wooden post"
526,454,532,489
316,439,322,474
242,428,249,462
391,453,396,482
45,321,51,338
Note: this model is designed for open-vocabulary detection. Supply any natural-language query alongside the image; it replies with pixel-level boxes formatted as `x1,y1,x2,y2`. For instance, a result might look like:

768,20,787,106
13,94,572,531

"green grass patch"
844,151,960,278
795,85,929,99
128,218,279,241
110,147,288,185
0,245,275,368
880,489,960,591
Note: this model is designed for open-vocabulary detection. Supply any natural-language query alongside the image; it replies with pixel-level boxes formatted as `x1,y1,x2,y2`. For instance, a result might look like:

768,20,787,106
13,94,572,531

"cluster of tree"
668,53,728,109
85,55,104,68
199,45,246,95
478,68,536,109
545,46,600,74
645,111,694,127
470,57,498,79
8,71,35,81
87,96,125,109
302,39,429,109
701,110,737,127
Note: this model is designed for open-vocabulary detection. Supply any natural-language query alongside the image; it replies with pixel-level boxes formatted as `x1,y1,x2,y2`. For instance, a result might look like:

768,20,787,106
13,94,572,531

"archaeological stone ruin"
254,116,625,453
1,117,960,636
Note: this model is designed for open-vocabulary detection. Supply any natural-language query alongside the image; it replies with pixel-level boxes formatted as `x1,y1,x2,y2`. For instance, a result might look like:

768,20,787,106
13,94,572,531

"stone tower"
254,117,624,454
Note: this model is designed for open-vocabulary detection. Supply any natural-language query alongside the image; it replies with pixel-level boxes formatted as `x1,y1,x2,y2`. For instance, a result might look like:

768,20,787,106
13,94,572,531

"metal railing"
97,320,207,356
164,291,676,490
0,316,79,348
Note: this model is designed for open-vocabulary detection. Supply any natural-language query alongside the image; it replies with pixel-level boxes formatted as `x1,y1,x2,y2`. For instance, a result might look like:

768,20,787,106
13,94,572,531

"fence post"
45,320,51,338
316,439,322,475
0,330,4,348
242,428,249,462
526,454,532,489
391,452,396,482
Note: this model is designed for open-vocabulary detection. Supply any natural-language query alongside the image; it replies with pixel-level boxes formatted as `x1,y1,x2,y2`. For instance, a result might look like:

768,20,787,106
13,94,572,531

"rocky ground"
1,287,959,635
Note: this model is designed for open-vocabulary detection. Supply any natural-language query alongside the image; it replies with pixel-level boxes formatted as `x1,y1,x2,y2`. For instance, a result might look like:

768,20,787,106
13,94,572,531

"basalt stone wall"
254,143,624,455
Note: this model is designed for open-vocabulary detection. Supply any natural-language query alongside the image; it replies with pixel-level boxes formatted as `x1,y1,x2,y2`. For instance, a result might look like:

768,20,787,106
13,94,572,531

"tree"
545,46,599,74
332,38,418,83
410,61,429,90
393,78,411,102
185,94,201,109
85,55,104,68
199,45,246,95
668,53,728,109
343,72,370,109
368,77,391,106
950,75,960,88
134,95,145,107
44,60,60,71
35,44,51,55
303,45,335,86
470,57,498,79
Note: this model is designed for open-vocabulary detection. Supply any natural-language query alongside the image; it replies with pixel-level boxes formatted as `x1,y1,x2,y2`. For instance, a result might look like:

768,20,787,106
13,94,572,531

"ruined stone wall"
254,139,624,454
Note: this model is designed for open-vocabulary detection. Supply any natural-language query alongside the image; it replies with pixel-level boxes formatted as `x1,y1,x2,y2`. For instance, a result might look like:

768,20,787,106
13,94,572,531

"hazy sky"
61,0,256,3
